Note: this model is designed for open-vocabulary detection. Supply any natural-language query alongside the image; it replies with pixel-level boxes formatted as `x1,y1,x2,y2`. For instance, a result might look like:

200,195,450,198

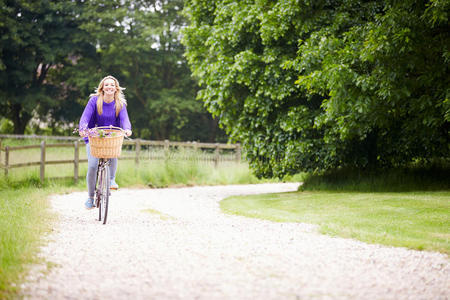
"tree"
0,0,94,134
77,0,227,141
0,0,227,142
182,0,450,177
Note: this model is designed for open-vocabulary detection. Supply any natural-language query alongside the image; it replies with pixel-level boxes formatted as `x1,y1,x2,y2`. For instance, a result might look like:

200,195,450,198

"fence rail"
0,135,241,183
0,134,77,141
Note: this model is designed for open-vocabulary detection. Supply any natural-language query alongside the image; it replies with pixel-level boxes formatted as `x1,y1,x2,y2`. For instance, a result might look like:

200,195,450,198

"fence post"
4,146,9,177
235,143,241,163
74,141,79,184
135,139,141,166
214,143,220,167
164,139,169,160
192,141,198,162
40,141,45,184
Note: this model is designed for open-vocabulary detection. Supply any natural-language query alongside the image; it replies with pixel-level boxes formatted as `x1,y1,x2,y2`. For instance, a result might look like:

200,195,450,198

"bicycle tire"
97,164,104,221
98,187,102,222
96,166,102,221
100,162,110,224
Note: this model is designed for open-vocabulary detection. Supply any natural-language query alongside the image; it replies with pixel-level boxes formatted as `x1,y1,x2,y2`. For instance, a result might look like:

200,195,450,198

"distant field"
0,138,245,184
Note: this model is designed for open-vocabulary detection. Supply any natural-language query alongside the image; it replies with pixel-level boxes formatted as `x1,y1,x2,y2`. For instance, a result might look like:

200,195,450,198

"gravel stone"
21,183,449,299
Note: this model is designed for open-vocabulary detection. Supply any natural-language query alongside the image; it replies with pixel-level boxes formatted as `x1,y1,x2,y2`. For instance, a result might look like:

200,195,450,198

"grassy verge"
0,185,55,299
116,160,286,188
0,176,88,299
221,191,449,253
221,167,450,254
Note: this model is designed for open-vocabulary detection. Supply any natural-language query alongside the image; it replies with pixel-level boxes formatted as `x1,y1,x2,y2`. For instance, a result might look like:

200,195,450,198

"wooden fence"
0,135,241,183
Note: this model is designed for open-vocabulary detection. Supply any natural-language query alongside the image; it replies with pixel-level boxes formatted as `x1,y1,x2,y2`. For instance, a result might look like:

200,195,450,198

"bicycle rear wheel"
99,162,110,224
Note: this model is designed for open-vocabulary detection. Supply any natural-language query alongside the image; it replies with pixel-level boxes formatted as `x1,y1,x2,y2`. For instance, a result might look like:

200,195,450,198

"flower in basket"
97,129,118,138
75,125,118,138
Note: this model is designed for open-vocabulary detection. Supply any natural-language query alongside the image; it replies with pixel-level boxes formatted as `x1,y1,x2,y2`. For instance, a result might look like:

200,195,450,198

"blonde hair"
89,75,127,116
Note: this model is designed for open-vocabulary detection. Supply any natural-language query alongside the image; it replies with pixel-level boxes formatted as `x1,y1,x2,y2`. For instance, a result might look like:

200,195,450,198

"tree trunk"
208,117,219,142
365,128,379,169
11,103,31,134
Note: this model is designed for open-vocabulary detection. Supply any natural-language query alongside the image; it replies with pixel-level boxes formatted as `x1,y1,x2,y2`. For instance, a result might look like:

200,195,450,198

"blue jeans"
86,143,117,198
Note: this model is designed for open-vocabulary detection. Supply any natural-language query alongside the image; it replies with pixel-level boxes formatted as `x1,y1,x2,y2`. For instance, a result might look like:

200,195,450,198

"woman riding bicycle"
79,75,132,209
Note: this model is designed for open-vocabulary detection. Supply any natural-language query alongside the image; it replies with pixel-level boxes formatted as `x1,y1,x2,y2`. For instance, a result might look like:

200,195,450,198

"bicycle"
87,126,126,224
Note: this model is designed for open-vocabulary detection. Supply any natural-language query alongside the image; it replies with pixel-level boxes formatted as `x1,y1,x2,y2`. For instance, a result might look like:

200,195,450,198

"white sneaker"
85,198,94,209
110,180,119,190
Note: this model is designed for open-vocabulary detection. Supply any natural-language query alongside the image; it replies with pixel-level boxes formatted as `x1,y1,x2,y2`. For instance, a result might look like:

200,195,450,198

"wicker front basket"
89,128,125,158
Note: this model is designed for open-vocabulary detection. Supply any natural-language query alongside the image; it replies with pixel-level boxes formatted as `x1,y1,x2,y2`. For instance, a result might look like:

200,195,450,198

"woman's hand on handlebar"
125,130,132,137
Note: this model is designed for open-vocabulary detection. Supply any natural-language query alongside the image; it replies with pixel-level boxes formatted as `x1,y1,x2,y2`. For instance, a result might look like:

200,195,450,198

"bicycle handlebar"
79,125,132,139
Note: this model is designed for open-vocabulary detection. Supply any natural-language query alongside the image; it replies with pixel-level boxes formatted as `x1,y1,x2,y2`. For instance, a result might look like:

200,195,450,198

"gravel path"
22,183,449,299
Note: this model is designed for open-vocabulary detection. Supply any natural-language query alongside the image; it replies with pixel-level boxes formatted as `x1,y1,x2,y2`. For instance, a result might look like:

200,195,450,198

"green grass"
0,175,89,299
116,160,280,188
0,185,59,299
221,186,450,254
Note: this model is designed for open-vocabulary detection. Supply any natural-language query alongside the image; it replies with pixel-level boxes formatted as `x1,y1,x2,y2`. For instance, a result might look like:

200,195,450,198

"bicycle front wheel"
98,163,110,224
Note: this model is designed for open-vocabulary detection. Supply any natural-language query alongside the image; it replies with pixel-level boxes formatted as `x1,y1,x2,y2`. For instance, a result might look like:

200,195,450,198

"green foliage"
0,0,227,142
0,0,95,134
0,119,14,134
300,164,450,192
71,0,227,142
182,0,450,177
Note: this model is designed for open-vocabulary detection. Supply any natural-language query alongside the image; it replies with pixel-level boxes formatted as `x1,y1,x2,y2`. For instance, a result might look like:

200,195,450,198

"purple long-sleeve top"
79,96,132,143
